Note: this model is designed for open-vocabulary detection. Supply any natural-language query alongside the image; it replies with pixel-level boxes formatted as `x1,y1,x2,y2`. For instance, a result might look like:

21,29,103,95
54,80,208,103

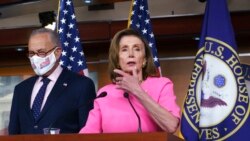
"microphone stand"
124,92,142,133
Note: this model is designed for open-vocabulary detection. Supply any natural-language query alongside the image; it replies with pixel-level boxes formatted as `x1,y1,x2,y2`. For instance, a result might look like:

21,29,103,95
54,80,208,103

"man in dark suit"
8,28,96,134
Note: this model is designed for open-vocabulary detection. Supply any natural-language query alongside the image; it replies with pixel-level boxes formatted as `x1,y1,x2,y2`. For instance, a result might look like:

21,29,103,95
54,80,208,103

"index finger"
113,69,128,77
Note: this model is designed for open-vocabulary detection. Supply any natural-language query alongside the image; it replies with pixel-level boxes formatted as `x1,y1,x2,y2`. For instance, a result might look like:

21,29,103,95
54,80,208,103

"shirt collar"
38,65,63,83
47,65,63,83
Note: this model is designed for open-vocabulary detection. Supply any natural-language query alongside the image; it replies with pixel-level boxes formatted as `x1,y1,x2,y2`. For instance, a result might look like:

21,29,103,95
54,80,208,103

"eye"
134,46,141,51
37,52,46,56
27,52,35,57
120,46,128,52
135,47,141,51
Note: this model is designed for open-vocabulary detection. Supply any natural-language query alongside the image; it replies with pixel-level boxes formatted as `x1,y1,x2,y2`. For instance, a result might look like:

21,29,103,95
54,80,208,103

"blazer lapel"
37,69,70,121
24,76,39,122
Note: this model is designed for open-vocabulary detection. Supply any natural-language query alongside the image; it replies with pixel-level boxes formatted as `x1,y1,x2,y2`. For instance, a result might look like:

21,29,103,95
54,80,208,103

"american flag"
128,0,161,76
57,0,88,76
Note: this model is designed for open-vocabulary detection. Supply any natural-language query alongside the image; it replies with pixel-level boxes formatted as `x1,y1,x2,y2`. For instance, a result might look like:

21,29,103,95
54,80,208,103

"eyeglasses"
27,46,58,58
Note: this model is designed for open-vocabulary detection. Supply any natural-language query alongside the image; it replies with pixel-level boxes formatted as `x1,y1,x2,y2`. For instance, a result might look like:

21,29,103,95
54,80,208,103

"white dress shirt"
30,65,63,110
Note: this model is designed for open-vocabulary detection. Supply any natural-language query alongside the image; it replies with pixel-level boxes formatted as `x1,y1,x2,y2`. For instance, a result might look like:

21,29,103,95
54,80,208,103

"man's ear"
55,47,62,58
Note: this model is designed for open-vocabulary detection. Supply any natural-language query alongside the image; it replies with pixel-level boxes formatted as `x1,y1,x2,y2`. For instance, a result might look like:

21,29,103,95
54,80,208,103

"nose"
128,49,134,58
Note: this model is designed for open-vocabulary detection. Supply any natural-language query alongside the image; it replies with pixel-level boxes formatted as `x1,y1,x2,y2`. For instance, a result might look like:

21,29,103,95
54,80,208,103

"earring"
117,64,121,69
142,62,146,68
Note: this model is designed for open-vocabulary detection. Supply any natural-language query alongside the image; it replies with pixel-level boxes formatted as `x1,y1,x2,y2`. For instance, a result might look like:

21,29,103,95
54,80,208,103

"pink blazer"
79,77,180,133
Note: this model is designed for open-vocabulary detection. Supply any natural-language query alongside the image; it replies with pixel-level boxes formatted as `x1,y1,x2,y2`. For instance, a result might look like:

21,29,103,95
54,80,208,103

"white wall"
0,94,12,133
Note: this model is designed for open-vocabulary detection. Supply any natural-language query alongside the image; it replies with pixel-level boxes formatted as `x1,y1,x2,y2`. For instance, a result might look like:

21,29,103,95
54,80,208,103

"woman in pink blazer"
80,28,180,133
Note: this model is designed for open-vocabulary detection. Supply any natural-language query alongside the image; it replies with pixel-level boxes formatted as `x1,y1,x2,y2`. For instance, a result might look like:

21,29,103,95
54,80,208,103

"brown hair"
108,28,158,82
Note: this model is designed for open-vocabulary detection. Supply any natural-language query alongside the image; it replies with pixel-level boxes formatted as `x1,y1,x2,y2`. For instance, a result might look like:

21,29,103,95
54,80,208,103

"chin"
124,68,142,74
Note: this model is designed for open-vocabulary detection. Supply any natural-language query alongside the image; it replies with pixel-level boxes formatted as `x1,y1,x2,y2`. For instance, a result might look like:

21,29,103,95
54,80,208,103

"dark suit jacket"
8,69,96,134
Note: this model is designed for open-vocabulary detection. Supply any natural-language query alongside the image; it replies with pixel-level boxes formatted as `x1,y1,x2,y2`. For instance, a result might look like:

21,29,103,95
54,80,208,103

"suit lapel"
37,69,70,121
24,76,39,122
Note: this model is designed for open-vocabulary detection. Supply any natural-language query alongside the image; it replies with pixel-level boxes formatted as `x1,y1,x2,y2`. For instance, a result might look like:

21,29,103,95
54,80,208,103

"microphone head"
123,92,129,98
198,0,206,2
97,91,107,98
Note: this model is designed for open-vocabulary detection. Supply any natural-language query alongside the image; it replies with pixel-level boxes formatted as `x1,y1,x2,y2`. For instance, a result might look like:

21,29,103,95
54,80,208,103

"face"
118,35,146,75
28,33,59,58
28,33,61,75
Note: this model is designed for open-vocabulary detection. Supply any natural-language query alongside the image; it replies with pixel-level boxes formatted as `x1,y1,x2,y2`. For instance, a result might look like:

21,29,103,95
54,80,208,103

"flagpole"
56,0,61,32
127,0,134,28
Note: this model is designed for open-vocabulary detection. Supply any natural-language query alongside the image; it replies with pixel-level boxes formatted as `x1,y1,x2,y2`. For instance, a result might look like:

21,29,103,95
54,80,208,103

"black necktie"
32,77,50,121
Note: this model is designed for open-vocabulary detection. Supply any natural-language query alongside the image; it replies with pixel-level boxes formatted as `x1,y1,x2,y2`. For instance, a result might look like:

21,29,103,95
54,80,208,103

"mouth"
127,61,136,66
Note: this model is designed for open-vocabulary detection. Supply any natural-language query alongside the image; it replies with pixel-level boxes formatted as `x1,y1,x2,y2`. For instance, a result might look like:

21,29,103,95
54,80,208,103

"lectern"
0,132,183,141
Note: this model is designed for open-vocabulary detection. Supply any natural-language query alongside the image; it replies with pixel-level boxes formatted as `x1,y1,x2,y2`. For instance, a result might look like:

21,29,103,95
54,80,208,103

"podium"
0,132,183,141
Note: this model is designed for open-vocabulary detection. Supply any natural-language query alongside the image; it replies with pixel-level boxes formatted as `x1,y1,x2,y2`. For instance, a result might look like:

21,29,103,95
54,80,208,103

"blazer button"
34,125,38,129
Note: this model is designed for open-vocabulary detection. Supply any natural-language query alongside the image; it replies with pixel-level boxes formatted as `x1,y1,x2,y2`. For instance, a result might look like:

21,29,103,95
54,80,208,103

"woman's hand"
114,67,143,97
114,68,179,133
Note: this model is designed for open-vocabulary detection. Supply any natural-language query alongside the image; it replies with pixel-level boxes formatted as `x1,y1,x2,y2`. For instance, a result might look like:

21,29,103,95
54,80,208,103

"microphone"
198,0,206,2
123,92,142,133
47,91,107,133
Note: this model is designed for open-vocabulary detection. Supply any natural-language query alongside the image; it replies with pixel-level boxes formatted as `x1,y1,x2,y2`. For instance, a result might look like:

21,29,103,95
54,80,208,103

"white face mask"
29,50,57,76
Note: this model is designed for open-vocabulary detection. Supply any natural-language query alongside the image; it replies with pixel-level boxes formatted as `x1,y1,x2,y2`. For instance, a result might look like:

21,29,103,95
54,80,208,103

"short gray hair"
29,28,61,47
